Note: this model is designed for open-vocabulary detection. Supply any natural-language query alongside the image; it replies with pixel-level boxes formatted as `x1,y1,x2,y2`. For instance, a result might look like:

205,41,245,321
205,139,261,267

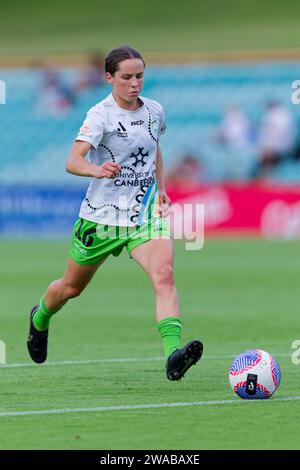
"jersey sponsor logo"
114,175,154,187
113,166,154,188
117,121,128,137
131,120,144,126
130,147,149,167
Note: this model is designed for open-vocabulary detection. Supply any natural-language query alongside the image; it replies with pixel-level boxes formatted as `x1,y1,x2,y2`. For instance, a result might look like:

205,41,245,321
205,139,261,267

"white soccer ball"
229,349,281,399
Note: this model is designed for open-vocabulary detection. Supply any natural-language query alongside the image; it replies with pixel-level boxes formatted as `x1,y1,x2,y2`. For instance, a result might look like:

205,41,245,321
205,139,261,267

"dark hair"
105,46,145,75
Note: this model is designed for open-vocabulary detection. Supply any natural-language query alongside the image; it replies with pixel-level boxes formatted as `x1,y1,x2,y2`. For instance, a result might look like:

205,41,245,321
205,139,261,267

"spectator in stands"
253,101,297,178
167,154,203,190
217,105,251,149
75,51,105,93
36,65,76,117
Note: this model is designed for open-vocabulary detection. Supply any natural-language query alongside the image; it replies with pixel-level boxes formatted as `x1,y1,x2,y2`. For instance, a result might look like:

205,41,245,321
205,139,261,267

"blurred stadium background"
1,0,300,237
1,0,300,451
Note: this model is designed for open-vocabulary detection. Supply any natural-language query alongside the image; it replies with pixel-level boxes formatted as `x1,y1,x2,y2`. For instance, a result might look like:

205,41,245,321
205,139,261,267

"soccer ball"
229,349,281,399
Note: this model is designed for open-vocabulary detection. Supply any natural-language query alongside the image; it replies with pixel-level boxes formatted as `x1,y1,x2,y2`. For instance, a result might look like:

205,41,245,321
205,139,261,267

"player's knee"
153,263,174,290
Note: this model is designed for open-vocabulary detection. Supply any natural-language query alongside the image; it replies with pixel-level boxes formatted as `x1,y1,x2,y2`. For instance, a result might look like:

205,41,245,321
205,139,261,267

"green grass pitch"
0,238,300,449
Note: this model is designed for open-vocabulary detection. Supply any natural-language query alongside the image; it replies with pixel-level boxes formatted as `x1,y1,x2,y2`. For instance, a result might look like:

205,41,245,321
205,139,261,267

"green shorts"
70,217,171,265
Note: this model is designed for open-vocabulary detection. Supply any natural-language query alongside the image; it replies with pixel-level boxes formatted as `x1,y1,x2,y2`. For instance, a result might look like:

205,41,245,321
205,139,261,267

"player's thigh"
130,238,174,279
62,256,107,291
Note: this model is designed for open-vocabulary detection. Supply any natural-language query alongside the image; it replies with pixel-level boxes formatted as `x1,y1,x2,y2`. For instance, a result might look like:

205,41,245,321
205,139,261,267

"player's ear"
105,72,114,85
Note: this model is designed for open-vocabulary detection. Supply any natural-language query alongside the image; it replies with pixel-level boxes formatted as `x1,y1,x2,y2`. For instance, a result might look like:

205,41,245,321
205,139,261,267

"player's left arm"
156,144,172,217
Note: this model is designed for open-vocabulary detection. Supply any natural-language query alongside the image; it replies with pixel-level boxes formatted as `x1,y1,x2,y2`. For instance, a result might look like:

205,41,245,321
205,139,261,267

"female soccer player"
27,46,203,380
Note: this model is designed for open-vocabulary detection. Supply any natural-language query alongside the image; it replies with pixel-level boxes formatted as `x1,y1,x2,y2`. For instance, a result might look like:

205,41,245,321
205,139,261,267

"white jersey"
76,93,166,226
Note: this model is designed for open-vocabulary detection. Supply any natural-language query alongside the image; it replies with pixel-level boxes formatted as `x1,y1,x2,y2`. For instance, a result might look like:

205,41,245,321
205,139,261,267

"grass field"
1,0,300,59
0,238,299,450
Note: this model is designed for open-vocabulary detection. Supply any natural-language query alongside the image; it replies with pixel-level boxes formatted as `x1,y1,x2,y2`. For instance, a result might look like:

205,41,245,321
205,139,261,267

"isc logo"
131,120,144,126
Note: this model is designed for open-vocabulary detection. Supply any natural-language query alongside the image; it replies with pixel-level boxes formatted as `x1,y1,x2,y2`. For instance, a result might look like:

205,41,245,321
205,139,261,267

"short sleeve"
76,105,105,149
159,105,166,137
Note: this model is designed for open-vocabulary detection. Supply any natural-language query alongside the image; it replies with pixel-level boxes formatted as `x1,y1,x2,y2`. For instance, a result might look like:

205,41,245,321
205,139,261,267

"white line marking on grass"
0,353,291,369
1,396,300,418
0,356,164,369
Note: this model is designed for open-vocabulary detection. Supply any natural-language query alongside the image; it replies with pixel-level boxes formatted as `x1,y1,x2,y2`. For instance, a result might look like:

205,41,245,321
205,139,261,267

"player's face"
106,58,144,108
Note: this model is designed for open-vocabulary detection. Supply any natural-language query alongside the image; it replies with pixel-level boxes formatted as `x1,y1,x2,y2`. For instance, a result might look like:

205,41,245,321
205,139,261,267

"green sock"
33,296,61,331
157,316,182,358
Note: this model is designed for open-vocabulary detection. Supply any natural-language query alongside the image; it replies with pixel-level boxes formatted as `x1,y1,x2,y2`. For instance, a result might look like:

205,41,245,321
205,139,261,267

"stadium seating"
1,62,300,184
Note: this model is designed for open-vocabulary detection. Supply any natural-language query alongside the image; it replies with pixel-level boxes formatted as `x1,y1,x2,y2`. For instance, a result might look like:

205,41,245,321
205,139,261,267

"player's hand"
158,192,172,218
92,162,121,179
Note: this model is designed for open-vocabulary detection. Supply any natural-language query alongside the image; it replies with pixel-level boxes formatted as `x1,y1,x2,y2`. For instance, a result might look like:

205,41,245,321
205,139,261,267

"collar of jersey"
110,93,145,113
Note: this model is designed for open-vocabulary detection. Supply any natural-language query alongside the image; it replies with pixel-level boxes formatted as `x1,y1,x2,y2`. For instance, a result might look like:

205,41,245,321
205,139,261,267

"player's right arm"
66,140,120,179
